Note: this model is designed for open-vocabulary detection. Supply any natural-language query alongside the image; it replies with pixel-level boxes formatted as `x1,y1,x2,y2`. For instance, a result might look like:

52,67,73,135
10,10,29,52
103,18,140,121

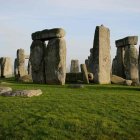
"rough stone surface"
14,58,18,77
92,25,111,84
88,73,94,81
66,73,83,83
18,75,32,82
85,59,89,71
111,75,125,84
112,57,118,75
80,64,89,84
131,79,140,86
0,87,12,95
45,38,66,85
28,60,32,75
30,40,46,83
17,49,27,77
116,36,138,47
124,45,139,81
124,80,132,86
32,28,66,41
113,47,125,78
1,89,42,97
70,60,79,73
1,57,12,78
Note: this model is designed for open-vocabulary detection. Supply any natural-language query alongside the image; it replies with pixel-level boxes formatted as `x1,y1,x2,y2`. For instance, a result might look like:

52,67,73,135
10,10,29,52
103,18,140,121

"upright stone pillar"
114,36,139,82
27,60,32,76
124,45,139,81
92,25,111,84
17,49,27,77
115,47,125,78
85,59,89,72
30,40,46,83
88,48,94,73
14,58,18,77
1,57,12,78
31,28,66,85
70,60,79,73
80,64,89,84
45,38,66,85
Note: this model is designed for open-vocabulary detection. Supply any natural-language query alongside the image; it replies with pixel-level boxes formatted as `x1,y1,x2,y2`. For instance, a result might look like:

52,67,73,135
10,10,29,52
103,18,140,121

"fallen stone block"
0,87,12,95
1,89,42,97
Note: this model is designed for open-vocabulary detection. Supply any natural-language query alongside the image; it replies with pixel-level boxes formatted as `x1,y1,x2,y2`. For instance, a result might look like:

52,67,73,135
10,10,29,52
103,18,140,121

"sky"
0,0,140,69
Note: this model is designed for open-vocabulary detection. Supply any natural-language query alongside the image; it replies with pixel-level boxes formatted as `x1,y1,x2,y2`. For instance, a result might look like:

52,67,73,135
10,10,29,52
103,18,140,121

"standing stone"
1,57,12,78
124,45,139,81
14,58,18,77
92,25,111,84
30,40,46,83
80,64,89,84
113,36,138,79
17,49,27,77
85,59,89,71
70,60,79,73
115,47,125,78
45,38,66,85
112,57,117,75
27,60,32,75
88,48,94,73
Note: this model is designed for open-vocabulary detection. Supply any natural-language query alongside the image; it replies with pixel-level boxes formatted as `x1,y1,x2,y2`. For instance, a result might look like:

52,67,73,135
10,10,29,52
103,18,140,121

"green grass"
0,79,140,140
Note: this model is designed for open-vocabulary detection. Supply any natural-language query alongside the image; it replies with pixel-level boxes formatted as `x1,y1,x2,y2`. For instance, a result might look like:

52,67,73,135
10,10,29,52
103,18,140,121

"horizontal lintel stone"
115,36,138,47
32,28,66,41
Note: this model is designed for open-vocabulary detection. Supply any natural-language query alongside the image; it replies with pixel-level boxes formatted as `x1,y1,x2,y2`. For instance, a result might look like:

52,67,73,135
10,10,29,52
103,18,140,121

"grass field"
0,79,140,140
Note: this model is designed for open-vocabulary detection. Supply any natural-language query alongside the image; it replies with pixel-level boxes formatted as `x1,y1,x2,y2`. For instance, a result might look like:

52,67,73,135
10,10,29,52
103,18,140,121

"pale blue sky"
0,0,140,67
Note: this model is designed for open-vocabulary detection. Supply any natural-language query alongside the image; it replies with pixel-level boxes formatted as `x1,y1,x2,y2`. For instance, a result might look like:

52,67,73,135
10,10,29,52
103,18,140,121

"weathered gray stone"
45,38,66,85
112,47,125,78
116,36,138,47
27,60,32,75
1,89,42,97
32,28,66,41
88,73,94,81
92,25,111,84
124,45,139,81
90,48,93,53
0,87,12,95
124,80,132,86
111,75,125,84
85,59,89,69
131,79,140,86
80,64,89,84
14,58,18,77
1,57,12,78
112,57,117,75
18,75,32,83
30,40,46,83
111,75,132,86
70,60,79,73
17,49,27,77
66,73,83,83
